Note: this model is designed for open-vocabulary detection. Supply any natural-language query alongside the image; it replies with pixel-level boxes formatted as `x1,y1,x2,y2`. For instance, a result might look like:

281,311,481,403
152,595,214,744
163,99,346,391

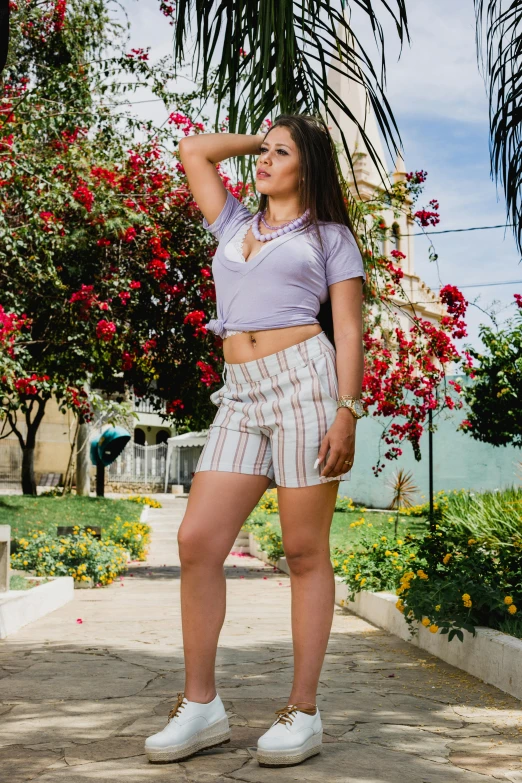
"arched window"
156,430,169,445
134,428,146,445
391,222,401,253
377,222,386,258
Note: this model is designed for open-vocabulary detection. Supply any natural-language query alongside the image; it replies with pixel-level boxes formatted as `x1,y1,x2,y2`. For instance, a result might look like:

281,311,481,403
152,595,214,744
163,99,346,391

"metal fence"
0,441,22,488
107,443,168,485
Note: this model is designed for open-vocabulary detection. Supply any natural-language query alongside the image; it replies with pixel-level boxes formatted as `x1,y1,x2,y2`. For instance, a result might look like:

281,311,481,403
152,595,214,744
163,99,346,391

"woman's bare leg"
177,470,271,703
277,481,339,706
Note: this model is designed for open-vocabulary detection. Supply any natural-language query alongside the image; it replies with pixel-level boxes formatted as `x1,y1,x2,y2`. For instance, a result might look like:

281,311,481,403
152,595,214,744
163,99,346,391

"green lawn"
0,495,143,539
251,508,428,551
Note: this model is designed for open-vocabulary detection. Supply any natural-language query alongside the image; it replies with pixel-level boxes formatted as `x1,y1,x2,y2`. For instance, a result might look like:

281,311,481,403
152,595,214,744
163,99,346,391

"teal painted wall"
339,397,521,508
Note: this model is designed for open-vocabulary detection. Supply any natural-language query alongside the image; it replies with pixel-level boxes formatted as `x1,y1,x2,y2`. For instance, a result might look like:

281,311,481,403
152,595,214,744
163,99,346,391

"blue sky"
120,0,522,350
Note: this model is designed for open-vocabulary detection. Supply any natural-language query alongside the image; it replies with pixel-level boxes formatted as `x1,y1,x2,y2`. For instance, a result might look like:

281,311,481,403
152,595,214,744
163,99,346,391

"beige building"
327,20,445,335
1,396,173,489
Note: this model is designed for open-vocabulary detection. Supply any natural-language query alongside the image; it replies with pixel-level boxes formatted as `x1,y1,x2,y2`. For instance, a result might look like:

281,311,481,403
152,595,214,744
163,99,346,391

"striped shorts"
194,331,352,488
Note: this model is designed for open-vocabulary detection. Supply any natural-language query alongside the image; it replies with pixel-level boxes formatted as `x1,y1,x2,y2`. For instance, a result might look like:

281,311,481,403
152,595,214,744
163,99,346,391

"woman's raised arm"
178,133,265,226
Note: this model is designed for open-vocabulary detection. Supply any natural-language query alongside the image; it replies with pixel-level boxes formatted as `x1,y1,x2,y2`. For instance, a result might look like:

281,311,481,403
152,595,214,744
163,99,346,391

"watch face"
354,399,364,417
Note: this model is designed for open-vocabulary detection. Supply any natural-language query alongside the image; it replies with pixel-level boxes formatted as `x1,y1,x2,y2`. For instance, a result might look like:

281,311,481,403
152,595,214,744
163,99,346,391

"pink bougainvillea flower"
76,618,83,624
95,319,116,342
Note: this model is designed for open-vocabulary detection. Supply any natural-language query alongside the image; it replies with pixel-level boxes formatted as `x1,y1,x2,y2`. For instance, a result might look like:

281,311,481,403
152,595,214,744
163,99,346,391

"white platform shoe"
256,702,322,766
145,691,231,763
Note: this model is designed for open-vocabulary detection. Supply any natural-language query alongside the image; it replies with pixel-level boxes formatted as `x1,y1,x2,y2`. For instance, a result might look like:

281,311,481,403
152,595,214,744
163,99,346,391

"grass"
251,508,428,551
0,495,143,539
9,573,50,590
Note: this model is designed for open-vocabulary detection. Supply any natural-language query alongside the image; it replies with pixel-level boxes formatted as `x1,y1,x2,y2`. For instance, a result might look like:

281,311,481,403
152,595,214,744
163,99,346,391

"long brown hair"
255,113,363,348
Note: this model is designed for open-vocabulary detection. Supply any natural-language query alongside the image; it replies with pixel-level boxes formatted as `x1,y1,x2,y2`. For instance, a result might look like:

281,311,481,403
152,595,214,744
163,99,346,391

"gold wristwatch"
336,395,365,419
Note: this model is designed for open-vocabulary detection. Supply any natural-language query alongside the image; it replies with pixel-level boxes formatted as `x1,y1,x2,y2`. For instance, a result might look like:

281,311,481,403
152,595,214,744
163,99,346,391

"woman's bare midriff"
222,323,323,364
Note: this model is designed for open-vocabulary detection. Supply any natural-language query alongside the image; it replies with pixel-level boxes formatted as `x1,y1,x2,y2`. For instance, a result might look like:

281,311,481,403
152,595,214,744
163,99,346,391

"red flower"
514,293,522,309
122,351,134,371
147,259,167,279
73,182,94,212
196,360,220,387
96,319,116,341
183,310,206,327
53,0,67,33
129,281,141,289
122,226,137,243
118,291,131,305
166,399,184,413
97,238,111,247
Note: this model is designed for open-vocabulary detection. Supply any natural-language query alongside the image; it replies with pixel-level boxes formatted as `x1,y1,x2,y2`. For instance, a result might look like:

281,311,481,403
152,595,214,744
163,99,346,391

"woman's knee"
285,544,328,576
178,519,214,567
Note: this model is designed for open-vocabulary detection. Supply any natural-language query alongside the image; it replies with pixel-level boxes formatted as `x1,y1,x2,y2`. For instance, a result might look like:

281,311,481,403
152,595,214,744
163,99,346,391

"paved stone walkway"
1,495,522,782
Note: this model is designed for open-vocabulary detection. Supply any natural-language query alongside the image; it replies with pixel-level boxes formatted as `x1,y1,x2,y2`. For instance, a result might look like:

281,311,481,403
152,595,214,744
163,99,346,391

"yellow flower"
504,596,513,605
468,538,477,545
435,604,441,611
372,543,378,549
508,605,517,615
421,617,431,627
428,624,439,633
462,593,471,601
443,553,452,565
397,539,404,546
23,560,28,566
385,550,392,556
354,573,361,581
381,536,387,542
417,570,429,580
463,599,472,608
360,578,367,586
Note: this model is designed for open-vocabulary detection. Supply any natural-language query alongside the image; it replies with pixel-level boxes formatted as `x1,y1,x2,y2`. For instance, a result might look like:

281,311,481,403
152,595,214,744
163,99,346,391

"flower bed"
341,487,522,642
11,516,152,586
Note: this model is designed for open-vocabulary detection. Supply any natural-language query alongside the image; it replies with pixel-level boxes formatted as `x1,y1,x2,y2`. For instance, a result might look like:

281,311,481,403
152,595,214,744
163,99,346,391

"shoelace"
167,692,187,723
274,702,317,726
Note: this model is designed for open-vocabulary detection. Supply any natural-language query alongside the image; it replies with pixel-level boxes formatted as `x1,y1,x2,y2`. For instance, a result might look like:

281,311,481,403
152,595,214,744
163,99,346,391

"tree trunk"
21,447,37,495
76,420,91,496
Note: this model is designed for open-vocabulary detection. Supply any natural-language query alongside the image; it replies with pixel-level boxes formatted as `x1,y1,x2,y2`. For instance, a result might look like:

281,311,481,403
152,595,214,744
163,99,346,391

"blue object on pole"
90,426,131,467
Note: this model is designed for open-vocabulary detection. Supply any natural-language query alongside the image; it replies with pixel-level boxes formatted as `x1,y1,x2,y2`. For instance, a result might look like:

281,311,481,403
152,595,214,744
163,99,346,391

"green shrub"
397,523,522,641
334,494,357,513
332,526,421,599
11,528,128,585
104,516,151,560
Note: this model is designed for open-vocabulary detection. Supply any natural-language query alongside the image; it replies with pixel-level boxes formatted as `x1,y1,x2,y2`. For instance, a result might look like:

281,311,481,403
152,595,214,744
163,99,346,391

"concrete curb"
0,576,74,639
139,505,150,523
248,533,522,702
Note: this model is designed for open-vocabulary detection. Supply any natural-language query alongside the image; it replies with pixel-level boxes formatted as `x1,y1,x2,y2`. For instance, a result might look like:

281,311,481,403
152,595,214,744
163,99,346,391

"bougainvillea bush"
1,1,472,494
0,0,235,491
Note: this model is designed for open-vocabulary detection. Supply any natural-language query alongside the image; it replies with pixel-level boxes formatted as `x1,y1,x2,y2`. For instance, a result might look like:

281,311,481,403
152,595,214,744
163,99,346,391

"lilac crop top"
202,189,366,338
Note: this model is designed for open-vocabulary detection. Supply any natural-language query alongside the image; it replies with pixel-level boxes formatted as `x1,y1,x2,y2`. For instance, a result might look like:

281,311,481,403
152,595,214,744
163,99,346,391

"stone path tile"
0,495,521,782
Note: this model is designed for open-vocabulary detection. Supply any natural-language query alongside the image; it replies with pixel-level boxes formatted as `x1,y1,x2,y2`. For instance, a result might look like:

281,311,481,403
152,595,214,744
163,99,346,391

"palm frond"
474,0,522,253
172,0,409,191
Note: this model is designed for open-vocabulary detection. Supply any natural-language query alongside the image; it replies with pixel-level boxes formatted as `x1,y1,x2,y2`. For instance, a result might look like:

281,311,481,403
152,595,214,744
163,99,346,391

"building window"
156,430,169,445
377,223,386,258
134,428,146,445
391,222,401,253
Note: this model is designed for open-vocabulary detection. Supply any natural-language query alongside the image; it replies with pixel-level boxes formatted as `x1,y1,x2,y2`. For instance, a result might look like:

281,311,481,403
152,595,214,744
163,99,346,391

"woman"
145,114,366,767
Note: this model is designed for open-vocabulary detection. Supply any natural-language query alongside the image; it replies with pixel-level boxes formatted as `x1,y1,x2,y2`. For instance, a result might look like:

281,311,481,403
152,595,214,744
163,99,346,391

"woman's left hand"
316,408,356,478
